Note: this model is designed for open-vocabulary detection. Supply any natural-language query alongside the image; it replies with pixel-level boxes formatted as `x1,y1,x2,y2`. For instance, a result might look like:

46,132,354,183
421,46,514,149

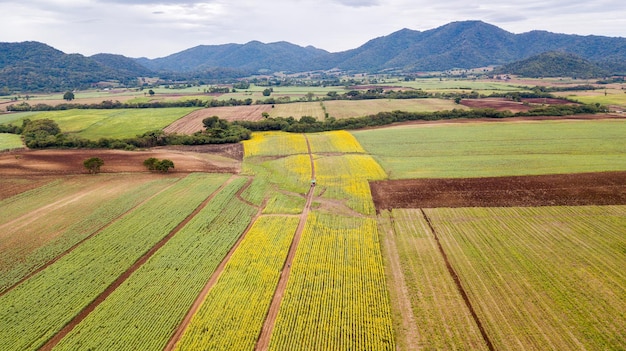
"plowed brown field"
164,105,272,134
371,171,626,210
0,146,241,176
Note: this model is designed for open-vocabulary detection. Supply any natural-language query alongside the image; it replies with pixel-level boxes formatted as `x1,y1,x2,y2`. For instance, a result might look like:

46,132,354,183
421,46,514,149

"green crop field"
0,108,197,139
353,119,626,178
54,176,259,351
379,209,489,350
0,174,178,293
0,133,23,151
421,206,626,350
390,78,526,92
0,173,222,351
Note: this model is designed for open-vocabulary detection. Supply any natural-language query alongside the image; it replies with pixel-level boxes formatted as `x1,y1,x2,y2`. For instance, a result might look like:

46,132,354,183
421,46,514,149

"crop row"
307,130,366,154
243,131,308,157
425,206,626,350
268,213,395,350
53,176,257,350
313,154,386,215
0,173,227,351
380,209,489,350
174,215,299,351
245,154,312,195
351,119,626,178
0,174,178,293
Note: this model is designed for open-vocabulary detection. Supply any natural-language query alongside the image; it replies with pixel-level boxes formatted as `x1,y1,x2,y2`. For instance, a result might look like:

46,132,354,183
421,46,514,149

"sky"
1,0,625,59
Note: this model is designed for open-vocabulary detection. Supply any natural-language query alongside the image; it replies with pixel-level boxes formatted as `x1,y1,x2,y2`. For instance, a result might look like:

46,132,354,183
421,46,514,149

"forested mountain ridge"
2,20,625,92
0,42,149,92
494,51,611,78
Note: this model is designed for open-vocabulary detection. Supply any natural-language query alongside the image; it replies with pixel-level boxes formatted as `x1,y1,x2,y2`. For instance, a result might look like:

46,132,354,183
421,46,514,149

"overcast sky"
1,0,625,58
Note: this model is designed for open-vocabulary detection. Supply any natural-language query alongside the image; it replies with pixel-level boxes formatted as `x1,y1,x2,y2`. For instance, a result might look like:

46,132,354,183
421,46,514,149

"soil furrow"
163,176,264,351
254,134,316,351
37,175,235,351
0,177,184,298
420,208,495,351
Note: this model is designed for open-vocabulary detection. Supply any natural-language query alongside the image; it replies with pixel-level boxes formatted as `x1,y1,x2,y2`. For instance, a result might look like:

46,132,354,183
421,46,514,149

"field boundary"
0,177,184,298
254,134,316,351
163,177,266,351
420,209,495,351
38,175,238,351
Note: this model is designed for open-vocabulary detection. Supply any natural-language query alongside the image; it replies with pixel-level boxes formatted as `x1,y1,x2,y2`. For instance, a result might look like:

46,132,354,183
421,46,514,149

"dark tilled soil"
371,171,626,210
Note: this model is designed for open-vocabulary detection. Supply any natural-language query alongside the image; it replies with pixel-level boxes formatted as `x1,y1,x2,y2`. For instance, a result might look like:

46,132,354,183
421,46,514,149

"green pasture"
353,119,626,178
0,108,198,139
0,133,23,151
560,91,626,108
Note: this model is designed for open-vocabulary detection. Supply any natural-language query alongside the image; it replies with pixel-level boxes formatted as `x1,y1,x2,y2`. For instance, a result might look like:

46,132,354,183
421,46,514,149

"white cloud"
0,0,625,57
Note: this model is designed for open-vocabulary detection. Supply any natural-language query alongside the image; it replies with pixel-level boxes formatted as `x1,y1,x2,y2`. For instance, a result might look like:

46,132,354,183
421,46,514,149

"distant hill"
0,42,152,92
2,20,626,92
494,51,610,78
137,41,329,73
137,21,626,74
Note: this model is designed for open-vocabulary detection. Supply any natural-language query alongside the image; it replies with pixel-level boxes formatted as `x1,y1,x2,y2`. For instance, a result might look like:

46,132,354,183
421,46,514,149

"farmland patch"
371,171,626,210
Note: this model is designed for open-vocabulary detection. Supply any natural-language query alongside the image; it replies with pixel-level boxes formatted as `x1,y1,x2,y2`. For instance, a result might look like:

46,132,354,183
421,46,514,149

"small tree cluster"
83,157,104,174
143,157,175,172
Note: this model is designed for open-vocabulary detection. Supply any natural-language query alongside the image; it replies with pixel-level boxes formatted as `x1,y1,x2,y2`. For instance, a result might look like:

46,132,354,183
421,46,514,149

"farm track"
163,176,264,351
38,175,237,351
254,134,316,351
419,209,496,351
380,214,421,351
0,177,185,298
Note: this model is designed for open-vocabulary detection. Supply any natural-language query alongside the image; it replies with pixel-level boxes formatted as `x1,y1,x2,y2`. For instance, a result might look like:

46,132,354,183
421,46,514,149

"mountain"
136,20,626,74
90,53,153,77
316,21,626,72
494,51,610,78
139,41,329,73
2,20,626,93
0,42,152,92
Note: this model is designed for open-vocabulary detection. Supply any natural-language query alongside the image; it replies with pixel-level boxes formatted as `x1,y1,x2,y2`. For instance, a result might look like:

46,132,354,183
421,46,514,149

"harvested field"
459,97,575,112
164,105,271,134
371,171,626,210
0,148,239,175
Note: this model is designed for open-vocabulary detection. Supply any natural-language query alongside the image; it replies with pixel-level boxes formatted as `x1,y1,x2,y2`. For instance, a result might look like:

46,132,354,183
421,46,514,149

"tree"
262,88,272,97
148,89,155,96
143,157,159,171
83,157,104,174
261,112,269,119
156,159,174,172
63,91,75,101
143,157,174,172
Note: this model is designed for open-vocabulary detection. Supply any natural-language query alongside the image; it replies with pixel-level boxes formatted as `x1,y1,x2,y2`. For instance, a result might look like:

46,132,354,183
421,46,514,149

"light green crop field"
423,206,626,350
560,90,626,108
353,119,626,178
0,133,23,151
391,78,526,92
0,108,198,139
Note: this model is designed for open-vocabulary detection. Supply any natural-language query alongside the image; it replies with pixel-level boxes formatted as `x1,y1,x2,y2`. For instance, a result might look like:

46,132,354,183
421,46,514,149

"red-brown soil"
164,105,272,134
371,171,626,210
0,146,241,176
